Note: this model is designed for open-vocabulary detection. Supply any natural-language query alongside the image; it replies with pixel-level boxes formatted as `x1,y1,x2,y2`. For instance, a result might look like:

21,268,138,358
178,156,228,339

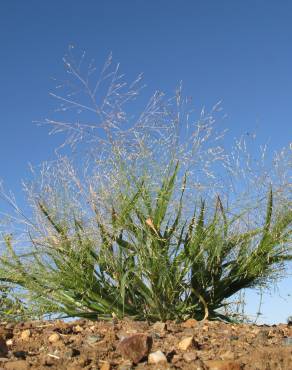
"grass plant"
0,49,291,322
0,159,291,322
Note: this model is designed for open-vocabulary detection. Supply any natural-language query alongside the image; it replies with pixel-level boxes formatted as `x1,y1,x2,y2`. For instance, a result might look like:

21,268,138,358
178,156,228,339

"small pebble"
183,351,198,362
99,361,111,370
74,325,83,333
171,354,182,364
181,318,198,328
48,333,61,343
178,336,194,351
20,329,31,341
148,350,168,364
152,321,167,332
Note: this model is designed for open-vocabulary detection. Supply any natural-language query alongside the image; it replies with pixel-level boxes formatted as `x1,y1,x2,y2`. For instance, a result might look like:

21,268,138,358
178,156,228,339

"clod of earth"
152,321,167,333
181,318,198,329
178,336,196,351
117,333,153,364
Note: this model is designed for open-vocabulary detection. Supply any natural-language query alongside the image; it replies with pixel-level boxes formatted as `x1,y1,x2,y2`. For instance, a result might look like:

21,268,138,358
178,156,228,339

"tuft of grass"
1,161,291,322
0,50,291,323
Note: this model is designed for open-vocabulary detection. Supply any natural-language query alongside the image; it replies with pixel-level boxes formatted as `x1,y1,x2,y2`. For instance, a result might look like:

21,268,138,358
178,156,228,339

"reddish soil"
0,318,292,369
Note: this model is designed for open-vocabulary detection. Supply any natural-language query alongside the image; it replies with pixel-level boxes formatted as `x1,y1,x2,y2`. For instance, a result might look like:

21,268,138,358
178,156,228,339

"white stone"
148,350,167,364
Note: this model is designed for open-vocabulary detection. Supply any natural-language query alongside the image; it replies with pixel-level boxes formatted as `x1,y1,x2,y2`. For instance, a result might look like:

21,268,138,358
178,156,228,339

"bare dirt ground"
0,318,292,369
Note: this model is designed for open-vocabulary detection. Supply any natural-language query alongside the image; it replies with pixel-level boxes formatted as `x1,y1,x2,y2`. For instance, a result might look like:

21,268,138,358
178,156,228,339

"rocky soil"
0,318,292,369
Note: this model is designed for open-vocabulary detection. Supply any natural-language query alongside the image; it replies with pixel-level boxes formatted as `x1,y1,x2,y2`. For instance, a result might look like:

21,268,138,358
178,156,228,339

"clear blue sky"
0,1,291,323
